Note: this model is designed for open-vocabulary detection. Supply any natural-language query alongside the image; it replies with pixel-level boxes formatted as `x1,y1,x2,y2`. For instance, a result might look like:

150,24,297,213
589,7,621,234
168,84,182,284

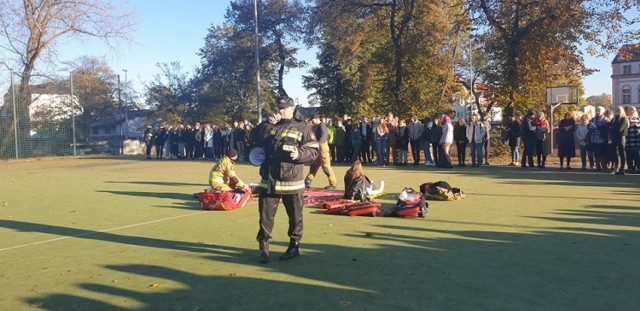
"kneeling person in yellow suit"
209,148,247,191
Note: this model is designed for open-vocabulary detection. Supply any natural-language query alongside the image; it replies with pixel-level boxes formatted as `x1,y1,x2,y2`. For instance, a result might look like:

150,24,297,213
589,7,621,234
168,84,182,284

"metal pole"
10,69,19,159
122,69,128,140
117,74,123,155
70,73,77,156
469,34,473,99
254,0,262,123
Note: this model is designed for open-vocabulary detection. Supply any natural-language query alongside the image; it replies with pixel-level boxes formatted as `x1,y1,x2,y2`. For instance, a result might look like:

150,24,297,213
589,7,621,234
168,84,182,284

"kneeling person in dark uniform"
254,96,319,264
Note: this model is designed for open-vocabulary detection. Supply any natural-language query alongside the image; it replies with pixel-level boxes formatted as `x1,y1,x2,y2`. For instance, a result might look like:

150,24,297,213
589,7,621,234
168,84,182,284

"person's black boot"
258,240,270,264
279,240,300,261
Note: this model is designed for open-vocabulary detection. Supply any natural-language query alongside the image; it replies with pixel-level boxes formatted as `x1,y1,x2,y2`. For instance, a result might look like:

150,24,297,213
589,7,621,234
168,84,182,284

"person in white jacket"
439,115,454,168
575,113,593,170
466,114,487,167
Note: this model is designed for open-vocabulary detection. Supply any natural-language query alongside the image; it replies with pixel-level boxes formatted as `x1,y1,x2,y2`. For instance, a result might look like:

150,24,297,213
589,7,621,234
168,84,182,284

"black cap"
276,96,295,109
226,148,238,158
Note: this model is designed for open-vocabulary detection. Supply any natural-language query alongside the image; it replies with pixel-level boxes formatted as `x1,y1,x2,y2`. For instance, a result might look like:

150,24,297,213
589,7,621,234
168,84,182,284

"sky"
53,0,316,107
0,0,619,107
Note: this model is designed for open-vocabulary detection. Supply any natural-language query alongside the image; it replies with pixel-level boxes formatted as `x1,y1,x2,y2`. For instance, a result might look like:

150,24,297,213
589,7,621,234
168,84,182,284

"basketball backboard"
546,86,579,105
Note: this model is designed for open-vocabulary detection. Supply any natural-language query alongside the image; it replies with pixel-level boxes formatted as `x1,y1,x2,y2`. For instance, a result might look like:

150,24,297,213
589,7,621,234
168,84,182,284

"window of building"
93,128,99,135
105,128,111,135
623,65,632,75
622,86,631,105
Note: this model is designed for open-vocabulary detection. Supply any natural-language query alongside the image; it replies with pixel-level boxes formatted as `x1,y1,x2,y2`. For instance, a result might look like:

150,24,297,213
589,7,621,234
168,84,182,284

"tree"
0,0,135,155
144,62,194,125
193,0,307,123
468,0,640,116
302,41,358,116
67,56,120,141
307,0,467,118
586,93,612,109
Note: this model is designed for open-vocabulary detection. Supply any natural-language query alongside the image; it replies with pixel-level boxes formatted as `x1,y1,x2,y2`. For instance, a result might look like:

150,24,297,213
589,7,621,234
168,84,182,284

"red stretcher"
320,200,381,217
197,188,252,211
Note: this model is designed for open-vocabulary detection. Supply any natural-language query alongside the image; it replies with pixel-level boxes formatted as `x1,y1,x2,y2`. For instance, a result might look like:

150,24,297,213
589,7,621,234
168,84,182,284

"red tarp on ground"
303,188,344,206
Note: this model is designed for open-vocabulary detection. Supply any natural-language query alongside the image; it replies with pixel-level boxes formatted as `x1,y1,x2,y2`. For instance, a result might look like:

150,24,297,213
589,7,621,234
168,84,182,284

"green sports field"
1,157,639,310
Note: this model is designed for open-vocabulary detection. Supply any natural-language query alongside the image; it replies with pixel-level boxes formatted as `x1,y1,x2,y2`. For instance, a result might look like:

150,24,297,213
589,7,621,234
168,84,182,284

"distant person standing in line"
143,125,154,160
506,115,521,166
588,106,610,172
575,113,593,170
482,116,492,165
396,119,409,166
557,112,576,170
534,111,550,169
453,118,469,167
610,106,629,175
407,115,423,165
440,115,454,168
466,114,487,167
430,117,442,166
520,109,537,168
625,106,640,173
154,127,167,160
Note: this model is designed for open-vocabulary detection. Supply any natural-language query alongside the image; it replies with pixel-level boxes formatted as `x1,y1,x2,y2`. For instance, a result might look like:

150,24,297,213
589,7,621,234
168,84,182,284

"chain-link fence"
0,82,133,160
0,104,118,160
0,65,150,160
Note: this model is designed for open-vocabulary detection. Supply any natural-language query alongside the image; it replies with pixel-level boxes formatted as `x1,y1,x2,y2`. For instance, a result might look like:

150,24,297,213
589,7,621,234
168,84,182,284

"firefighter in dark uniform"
254,96,319,264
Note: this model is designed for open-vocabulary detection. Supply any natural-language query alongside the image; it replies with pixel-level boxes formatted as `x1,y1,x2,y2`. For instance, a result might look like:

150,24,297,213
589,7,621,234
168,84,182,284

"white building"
612,44,640,110
452,84,502,124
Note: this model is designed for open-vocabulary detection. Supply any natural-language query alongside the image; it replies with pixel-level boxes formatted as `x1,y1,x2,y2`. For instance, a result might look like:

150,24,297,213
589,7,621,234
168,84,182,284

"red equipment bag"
347,202,382,217
384,187,427,218
394,206,421,218
198,188,252,211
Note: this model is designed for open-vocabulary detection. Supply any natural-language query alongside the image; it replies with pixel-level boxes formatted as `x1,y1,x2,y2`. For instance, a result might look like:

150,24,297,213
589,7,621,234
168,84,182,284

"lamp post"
70,73,76,156
254,0,262,123
117,73,123,155
10,69,19,159
122,69,128,140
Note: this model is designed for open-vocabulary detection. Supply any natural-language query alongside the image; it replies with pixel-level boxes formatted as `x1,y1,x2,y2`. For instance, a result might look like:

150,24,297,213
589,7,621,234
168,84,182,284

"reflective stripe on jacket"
259,118,319,195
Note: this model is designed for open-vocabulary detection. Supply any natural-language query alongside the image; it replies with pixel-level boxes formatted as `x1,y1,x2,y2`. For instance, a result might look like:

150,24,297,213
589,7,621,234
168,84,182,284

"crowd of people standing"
504,105,640,174
141,104,640,176
142,121,255,161
140,111,494,170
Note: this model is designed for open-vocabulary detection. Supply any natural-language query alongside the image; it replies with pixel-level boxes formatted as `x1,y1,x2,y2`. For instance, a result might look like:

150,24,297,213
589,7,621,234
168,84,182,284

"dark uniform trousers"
257,190,304,243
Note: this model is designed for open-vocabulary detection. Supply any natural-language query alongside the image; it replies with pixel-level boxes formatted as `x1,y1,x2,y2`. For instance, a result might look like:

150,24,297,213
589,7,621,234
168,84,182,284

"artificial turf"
1,157,639,310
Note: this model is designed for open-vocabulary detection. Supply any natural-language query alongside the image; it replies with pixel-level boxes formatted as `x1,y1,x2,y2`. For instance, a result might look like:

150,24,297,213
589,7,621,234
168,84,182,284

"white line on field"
0,211,206,252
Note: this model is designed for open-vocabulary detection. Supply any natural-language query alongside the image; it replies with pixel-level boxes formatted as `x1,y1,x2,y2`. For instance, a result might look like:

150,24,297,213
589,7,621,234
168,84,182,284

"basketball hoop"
547,86,580,157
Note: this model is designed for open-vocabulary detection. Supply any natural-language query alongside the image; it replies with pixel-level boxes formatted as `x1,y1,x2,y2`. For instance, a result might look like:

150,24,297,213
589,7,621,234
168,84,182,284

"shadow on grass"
95,190,198,210
10,202,640,311
104,180,204,187
0,220,236,254
373,164,640,189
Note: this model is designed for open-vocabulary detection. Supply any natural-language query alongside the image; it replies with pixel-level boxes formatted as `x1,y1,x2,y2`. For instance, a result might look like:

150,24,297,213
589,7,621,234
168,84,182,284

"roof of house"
612,44,640,64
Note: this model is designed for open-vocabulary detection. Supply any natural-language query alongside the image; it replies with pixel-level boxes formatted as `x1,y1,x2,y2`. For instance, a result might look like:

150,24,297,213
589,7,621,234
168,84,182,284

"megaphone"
249,146,266,166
